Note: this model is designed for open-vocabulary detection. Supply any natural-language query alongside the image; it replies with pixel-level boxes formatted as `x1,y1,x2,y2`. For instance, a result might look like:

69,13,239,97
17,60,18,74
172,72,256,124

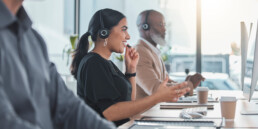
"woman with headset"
70,8,190,127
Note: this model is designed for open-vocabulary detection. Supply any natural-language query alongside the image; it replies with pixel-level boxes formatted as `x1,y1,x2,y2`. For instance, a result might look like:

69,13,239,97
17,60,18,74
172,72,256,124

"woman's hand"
124,44,139,73
166,74,177,83
154,77,190,102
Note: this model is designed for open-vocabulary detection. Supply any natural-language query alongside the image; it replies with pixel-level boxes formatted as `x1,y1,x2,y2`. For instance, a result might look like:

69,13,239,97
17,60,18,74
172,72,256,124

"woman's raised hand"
124,44,139,73
154,77,190,102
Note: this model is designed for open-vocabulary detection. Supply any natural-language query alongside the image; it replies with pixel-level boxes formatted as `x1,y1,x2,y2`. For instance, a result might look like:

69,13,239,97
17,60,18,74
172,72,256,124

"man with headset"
135,10,205,99
0,0,115,128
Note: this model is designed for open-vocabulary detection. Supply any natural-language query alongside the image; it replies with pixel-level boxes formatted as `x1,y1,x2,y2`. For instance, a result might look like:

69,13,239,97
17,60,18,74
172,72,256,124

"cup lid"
220,96,237,102
196,87,209,91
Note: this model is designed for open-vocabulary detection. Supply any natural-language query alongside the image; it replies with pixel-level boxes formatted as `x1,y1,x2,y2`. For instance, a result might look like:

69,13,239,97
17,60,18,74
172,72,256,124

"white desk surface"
118,90,258,129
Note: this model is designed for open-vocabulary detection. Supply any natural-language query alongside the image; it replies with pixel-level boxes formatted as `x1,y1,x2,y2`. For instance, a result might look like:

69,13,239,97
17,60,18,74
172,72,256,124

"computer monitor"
240,22,251,91
240,21,258,115
242,20,258,102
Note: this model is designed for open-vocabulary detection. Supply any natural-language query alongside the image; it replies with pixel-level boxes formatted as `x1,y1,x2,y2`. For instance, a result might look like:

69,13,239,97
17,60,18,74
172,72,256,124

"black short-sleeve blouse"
77,52,132,126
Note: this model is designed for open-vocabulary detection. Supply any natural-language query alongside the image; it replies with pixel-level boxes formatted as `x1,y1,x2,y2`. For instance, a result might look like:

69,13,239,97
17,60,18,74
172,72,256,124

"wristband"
125,72,136,78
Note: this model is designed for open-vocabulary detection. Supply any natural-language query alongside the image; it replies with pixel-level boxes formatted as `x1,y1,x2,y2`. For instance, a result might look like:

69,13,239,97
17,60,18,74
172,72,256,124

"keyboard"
129,125,215,129
129,117,224,129
160,103,214,109
135,120,214,126
178,96,217,103
182,107,208,115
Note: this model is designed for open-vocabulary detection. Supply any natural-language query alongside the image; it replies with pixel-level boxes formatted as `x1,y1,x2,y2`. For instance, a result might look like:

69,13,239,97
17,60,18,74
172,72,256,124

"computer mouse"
179,112,192,119
187,112,203,119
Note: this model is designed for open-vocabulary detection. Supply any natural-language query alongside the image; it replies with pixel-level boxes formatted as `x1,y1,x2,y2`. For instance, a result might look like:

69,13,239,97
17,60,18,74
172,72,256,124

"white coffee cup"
196,87,209,104
220,96,237,120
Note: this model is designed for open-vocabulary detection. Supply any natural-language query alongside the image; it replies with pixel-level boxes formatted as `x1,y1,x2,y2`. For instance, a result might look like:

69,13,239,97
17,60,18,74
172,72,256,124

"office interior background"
22,0,258,94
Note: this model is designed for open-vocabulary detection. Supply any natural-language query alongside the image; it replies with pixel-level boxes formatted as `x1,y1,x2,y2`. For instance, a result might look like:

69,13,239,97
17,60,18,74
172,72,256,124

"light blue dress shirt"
0,1,115,129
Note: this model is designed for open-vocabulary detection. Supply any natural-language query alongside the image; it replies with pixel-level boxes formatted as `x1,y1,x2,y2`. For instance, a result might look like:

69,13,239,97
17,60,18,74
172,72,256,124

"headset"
98,10,110,39
142,10,151,31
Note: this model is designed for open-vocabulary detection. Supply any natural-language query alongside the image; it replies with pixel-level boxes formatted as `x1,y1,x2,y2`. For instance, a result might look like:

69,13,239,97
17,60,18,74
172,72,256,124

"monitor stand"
241,110,258,115
241,100,258,115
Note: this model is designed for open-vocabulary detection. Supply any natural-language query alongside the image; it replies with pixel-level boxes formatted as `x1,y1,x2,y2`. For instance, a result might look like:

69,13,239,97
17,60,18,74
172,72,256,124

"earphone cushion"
142,23,149,30
98,28,110,39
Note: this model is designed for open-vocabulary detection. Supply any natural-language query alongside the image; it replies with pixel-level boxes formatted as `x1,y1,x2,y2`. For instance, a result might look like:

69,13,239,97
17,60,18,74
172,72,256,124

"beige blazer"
135,40,167,99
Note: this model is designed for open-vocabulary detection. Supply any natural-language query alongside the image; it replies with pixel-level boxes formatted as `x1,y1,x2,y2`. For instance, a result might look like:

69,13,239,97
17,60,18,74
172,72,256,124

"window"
79,0,196,74
23,0,77,93
24,0,258,91
23,0,75,75
201,0,258,90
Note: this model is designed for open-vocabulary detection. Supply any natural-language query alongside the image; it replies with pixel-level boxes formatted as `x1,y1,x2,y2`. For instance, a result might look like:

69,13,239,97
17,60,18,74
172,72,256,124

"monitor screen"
241,22,251,91
243,20,258,101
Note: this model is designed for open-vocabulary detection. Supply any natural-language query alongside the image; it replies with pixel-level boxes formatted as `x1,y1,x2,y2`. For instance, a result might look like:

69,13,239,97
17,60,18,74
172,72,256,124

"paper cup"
197,87,209,104
220,96,237,120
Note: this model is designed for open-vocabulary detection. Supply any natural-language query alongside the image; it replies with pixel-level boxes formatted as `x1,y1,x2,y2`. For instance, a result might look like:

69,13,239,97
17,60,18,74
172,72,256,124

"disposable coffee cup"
220,96,237,120
197,87,209,104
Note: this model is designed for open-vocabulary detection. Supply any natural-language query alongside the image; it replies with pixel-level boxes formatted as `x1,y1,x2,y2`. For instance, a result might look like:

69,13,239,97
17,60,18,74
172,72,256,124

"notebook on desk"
176,96,218,103
129,117,224,129
160,103,214,109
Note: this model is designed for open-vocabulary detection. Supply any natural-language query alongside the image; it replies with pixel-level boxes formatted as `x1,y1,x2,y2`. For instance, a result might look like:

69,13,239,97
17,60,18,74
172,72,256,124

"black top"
77,52,132,126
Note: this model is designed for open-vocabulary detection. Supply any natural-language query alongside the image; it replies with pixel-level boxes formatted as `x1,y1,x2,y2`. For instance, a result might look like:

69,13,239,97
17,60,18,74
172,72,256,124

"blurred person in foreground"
0,0,116,128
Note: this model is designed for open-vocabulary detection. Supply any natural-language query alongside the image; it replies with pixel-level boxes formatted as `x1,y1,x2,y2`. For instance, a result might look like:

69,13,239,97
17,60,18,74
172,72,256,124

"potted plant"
114,54,124,72
63,35,94,66
160,46,172,73
63,35,78,66
115,54,124,62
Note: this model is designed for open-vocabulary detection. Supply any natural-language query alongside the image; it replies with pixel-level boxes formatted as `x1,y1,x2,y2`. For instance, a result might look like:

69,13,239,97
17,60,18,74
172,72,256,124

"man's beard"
150,33,167,46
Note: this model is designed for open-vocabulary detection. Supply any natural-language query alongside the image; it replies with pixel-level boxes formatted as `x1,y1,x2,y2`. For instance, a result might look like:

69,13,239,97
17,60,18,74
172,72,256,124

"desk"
118,90,258,129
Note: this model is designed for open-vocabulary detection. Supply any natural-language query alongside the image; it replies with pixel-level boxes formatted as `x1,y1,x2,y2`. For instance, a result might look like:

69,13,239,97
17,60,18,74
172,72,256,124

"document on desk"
128,116,224,129
160,103,214,109
176,96,218,103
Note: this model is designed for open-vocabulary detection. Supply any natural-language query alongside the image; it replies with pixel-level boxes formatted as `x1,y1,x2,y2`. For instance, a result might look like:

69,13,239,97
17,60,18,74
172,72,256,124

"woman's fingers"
171,81,188,90
158,81,190,102
130,48,136,57
160,77,169,87
172,98,178,102
169,82,190,98
126,46,136,58
179,86,190,96
125,45,135,61
133,52,139,60
125,44,130,55
128,48,139,61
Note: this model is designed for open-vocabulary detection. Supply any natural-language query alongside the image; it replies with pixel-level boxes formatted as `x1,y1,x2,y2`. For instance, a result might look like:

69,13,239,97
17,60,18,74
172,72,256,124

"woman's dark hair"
71,8,125,79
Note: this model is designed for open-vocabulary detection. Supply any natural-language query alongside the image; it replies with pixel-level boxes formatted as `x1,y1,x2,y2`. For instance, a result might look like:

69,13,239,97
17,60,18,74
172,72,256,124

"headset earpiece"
142,24,149,30
98,10,110,39
142,11,151,31
98,28,109,39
